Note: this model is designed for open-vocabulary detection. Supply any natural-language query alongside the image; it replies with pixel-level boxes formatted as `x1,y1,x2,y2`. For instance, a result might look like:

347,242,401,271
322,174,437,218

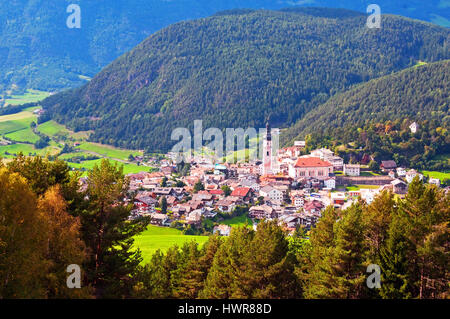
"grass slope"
134,226,209,264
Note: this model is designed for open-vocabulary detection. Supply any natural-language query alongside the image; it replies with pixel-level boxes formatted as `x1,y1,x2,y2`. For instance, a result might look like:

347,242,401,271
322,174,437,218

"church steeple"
266,122,272,141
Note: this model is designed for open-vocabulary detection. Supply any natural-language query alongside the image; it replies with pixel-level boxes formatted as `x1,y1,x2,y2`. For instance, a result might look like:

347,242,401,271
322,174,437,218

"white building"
292,195,305,208
260,185,283,202
343,164,361,177
429,178,441,187
396,167,407,177
405,169,423,183
324,177,336,189
310,148,344,170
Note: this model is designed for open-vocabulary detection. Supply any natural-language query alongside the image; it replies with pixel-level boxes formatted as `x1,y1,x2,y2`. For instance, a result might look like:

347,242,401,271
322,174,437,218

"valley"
0,92,156,175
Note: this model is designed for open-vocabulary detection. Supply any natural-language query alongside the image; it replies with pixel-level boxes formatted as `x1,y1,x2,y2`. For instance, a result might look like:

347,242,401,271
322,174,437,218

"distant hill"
41,8,450,152
282,60,450,146
0,1,449,92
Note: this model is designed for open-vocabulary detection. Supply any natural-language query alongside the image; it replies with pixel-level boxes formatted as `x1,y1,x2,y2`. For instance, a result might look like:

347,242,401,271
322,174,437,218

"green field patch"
134,225,209,264
77,142,142,161
220,213,253,228
346,185,381,191
0,143,59,158
4,89,51,106
38,120,70,137
421,171,450,182
68,158,154,176
360,171,380,177
5,127,40,143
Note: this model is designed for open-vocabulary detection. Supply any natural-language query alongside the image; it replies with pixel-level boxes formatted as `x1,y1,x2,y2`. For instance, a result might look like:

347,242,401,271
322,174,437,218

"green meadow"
421,171,450,182
4,89,51,106
76,142,143,161
37,120,70,137
220,213,253,228
0,107,153,175
133,226,209,264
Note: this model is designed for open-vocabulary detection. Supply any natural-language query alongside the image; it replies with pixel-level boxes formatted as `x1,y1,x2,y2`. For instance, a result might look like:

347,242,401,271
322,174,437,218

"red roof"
231,187,251,197
209,189,224,195
294,157,332,168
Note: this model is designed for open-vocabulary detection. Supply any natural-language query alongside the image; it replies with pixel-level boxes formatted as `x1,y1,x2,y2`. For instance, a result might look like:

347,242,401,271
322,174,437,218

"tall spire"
266,121,271,141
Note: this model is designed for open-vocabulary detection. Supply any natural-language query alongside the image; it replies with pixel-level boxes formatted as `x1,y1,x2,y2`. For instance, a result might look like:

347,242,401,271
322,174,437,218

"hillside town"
115,123,447,237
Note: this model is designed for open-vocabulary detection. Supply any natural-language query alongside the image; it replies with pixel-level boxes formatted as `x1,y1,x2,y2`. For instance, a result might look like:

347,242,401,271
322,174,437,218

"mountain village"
107,123,446,237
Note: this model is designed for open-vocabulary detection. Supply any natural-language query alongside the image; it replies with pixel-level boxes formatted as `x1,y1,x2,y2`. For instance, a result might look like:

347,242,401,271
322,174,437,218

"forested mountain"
1,1,449,92
41,8,450,152
282,60,450,146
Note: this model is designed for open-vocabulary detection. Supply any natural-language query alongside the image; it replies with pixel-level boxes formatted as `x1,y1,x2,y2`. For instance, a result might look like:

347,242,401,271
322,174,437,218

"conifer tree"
80,159,147,298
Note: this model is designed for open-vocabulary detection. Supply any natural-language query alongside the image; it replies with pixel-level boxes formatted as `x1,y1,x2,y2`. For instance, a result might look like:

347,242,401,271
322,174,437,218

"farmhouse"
249,205,276,220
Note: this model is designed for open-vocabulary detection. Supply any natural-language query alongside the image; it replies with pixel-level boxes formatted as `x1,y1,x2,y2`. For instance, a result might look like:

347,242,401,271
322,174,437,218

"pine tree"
379,213,412,299
80,159,148,298
329,203,368,299
302,206,338,298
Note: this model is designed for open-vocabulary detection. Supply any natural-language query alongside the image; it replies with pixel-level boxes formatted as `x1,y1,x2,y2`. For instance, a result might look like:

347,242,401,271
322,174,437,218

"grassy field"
4,89,51,106
68,158,153,176
346,185,381,191
360,171,380,177
220,213,253,228
4,127,40,143
134,226,209,264
37,120,70,137
421,171,450,182
0,107,154,176
77,142,143,160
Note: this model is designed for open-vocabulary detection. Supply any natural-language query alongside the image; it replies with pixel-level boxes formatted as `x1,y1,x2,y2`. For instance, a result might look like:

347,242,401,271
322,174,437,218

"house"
303,200,325,215
230,187,253,203
134,196,158,211
405,169,423,184
389,179,408,195
192,191,214,206
388,170,396,178
259,185,283,202
213,224,231,236
310,148,343,170
288,157,333,180
381,160,397,172
396,167,407,177
150,213,168,226
249,205,276,220
278,214,301,230
409,122,419,134
209,189,224,200
324,177,336,189
343,164,360,177
294,141,306,149
215,199,236,213
291,195,305,208
186,210,203,225
240,179,260,192
331,193,346,206
428,178,441,187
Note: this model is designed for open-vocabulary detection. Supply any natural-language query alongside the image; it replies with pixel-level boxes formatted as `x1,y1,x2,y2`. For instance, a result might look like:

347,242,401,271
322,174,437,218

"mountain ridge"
41,8,450,152
0,1,449,93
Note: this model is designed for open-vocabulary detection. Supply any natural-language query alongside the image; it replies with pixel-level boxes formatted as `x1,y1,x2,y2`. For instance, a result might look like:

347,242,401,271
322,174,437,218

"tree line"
1,155,448,298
